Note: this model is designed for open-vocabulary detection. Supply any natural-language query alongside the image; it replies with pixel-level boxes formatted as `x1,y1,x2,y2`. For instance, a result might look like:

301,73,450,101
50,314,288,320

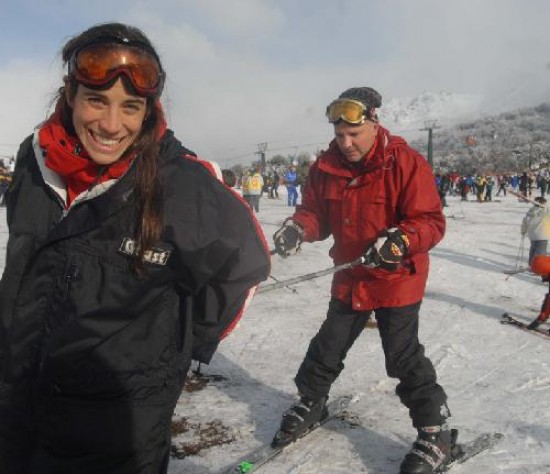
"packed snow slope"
1,190,549,473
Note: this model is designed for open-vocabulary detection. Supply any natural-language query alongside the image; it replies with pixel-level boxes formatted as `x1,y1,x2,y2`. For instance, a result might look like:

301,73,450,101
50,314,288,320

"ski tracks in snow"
459,341,531,393
508,375,550,393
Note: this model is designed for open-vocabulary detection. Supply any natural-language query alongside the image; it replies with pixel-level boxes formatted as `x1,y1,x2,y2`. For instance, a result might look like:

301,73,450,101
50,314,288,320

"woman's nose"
97,107,123,135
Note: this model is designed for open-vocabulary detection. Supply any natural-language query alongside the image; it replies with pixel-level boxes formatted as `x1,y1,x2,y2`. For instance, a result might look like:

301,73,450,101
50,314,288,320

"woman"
0,22,270,473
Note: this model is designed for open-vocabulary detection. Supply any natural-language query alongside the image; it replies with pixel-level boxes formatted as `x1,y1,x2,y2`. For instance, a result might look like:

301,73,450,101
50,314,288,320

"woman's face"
67,78,148,165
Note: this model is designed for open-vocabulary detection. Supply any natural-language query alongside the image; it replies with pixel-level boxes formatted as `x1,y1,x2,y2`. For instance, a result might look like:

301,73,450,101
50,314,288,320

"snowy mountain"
408,102,550,174
379,91,484,134
375,88,550,174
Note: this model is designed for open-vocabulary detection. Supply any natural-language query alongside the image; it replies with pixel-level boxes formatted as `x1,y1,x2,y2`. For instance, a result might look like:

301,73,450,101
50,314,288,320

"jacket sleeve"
289,162,332,242
170,161,271,364
393,147,446,255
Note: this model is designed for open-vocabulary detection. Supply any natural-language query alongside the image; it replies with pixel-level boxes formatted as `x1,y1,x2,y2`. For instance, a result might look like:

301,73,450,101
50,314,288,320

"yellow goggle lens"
326,99,367,124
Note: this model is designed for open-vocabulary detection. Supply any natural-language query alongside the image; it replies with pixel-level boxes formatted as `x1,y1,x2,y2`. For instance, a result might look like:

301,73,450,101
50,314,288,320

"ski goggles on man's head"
326,98,375,124
68,38,165,97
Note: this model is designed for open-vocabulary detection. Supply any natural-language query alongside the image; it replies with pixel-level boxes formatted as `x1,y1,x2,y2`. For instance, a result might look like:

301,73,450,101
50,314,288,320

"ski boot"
527,318,543,330
399,425,457,473
271,395,328,448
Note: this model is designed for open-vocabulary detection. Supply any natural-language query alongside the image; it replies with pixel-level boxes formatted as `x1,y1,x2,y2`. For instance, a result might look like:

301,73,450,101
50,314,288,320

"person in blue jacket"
284,165,299,207
0,22,270,474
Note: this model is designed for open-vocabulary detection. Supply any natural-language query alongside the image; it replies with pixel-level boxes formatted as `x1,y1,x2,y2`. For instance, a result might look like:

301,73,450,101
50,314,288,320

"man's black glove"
527,319,542,330
273,221,303,257
363,227,409,271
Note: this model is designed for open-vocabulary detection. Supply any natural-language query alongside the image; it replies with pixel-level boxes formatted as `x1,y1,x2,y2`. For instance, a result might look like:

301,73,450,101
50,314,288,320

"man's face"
333,120,378,163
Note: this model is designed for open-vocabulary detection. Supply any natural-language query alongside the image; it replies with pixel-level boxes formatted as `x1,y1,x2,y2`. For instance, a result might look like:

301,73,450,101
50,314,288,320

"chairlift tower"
421,120,439,169
256,142,268,174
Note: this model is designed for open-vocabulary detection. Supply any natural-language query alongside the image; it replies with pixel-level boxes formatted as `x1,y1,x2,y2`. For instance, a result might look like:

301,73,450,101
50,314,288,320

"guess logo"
119,237,171,266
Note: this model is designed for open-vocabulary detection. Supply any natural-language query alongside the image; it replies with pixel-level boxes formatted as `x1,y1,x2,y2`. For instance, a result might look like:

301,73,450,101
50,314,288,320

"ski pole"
256,256,369,294
507,189,544,207
267,274,298,293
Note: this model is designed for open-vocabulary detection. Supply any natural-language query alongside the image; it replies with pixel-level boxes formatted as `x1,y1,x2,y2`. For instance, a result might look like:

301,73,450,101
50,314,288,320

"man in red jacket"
272,87,451,474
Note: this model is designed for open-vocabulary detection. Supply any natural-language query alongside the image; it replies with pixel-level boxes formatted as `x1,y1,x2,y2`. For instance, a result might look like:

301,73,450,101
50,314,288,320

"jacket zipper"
38,264,79,374
63,264,79,301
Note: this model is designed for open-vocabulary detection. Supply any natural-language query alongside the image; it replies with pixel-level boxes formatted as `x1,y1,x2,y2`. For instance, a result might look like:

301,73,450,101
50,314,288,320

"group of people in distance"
1,21,476,474
238,164,301,213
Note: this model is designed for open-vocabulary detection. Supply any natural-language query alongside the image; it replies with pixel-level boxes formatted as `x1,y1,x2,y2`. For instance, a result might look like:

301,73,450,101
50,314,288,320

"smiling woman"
0,22,270,474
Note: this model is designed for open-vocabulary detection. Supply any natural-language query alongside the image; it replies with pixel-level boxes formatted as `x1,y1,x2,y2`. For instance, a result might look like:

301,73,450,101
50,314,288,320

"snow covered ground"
2,189,549,473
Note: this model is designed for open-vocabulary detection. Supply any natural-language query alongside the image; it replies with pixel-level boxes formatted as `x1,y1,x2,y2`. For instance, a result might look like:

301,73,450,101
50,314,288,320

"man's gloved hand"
363,227,409,271
527,319,542,330
273,221,303,257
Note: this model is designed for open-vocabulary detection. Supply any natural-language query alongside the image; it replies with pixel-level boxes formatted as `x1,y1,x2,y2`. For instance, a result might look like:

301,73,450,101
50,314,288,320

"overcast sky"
1,0,550,166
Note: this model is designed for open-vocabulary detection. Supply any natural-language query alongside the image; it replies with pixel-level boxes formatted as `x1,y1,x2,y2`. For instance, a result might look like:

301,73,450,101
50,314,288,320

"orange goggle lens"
326,98,368,124
69,41,164,96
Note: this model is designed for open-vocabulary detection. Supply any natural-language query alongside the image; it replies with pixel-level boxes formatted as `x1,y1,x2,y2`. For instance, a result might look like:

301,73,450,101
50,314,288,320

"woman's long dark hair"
56,22,164,274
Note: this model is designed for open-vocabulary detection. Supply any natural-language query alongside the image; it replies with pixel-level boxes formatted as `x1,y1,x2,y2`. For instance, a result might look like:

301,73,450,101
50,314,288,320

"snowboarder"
272,86,452,473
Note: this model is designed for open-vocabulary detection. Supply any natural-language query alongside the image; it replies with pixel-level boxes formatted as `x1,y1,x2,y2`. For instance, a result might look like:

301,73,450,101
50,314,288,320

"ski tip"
237,461,254,473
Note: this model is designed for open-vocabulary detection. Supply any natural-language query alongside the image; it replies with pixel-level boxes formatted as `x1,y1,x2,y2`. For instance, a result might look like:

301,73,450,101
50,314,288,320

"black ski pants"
295,298,449,428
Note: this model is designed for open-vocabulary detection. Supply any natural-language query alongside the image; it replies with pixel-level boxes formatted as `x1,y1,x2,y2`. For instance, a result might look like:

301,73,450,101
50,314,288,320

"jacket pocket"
358,195,395,240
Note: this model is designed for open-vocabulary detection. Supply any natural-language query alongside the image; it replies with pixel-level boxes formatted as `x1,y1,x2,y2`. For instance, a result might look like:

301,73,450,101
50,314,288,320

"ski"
224,395,357,473
501,312,550,339
502,266,530,275
440,431,504,471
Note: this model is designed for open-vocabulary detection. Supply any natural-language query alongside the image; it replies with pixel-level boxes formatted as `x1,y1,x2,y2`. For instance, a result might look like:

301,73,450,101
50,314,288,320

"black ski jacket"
0,130,270,473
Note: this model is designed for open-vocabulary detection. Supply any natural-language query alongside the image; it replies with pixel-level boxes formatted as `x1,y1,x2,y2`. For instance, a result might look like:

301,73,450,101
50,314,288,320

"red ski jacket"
292,126,445,310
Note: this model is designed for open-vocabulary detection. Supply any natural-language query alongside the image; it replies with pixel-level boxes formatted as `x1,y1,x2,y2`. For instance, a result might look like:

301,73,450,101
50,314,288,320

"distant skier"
269,170,280,198
520,196,550,265
272,86,453,474
516,196,550,332
284,165,299,207
518,171,529,201
495,174,508,197
526,255,550,332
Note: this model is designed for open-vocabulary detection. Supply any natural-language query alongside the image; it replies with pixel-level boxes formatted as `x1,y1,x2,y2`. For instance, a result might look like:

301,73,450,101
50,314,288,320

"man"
245,166,264,212
284,165,299,207
272,87,451,473
269,170,280,198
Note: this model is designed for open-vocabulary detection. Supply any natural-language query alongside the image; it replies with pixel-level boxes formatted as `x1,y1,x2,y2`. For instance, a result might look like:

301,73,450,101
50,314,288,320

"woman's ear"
64,77,74,108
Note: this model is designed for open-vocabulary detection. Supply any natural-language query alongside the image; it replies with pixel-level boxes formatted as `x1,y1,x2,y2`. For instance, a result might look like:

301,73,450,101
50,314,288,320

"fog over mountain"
380,91,484,134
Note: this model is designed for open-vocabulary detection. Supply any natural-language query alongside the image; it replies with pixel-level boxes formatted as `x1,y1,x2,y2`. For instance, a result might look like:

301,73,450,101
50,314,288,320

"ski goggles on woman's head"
68,38,165,97
326,98,375,124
